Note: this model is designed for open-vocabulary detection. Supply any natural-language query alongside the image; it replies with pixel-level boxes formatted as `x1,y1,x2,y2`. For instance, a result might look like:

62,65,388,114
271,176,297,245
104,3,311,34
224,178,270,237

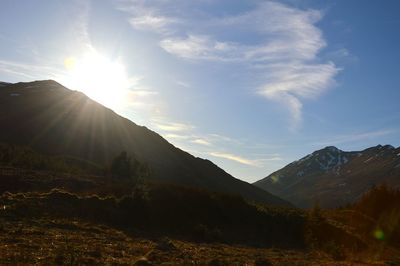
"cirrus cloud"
118,0,340,129
209,152,259,167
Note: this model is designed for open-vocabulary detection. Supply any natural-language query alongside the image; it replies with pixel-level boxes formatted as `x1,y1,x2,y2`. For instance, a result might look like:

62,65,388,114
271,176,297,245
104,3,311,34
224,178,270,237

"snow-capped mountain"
293,146,355,173
254,145,400,208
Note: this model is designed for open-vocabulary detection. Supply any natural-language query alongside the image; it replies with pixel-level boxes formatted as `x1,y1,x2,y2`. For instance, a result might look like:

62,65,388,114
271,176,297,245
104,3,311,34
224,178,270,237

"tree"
110,151,131,179
110,151,150,182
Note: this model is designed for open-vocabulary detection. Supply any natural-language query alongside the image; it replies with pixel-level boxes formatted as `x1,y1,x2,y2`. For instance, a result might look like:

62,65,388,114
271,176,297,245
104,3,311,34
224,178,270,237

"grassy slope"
1,168,399,264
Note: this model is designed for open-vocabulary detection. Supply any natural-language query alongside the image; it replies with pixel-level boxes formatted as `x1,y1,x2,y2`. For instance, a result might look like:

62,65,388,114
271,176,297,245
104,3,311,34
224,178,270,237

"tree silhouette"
110,151,150,182
111,151,130,179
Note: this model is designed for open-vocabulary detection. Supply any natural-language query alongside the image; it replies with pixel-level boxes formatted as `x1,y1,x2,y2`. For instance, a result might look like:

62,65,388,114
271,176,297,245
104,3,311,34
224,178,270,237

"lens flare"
64,57,76,70
373,229,385,240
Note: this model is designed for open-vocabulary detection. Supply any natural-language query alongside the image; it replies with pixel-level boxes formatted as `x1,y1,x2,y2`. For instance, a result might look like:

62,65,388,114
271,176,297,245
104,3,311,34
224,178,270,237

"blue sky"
1,0,399,182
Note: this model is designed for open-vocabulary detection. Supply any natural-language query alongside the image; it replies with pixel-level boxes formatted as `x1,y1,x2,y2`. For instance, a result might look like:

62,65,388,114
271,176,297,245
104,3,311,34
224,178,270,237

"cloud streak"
119,0,339,128
209,152,259,166
192,138,212,146
154,120,271,167
313,129,397,146
152,119,195,132
0,60,66,81
116,0,179,33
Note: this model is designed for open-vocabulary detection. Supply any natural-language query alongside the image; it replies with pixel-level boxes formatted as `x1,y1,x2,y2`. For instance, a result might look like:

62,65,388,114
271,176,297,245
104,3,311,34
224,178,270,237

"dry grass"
0,170,399,265
0,216,394,265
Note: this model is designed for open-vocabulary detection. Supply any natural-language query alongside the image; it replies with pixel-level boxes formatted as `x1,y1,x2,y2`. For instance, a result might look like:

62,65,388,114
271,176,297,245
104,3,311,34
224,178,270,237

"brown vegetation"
0,142,399,264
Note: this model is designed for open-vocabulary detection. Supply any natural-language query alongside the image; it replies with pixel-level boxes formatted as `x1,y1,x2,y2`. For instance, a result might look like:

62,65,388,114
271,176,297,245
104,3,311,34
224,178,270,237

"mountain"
254,145,400,208
0,80,290,206
0,81,11,87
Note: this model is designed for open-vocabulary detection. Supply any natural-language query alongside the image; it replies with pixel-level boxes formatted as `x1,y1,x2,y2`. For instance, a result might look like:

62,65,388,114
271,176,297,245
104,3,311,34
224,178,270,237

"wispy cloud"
259,62,338,128
0,60,65,81
209,152,259,166
135,114,283,170
313,129,396,146
72,0,92,46
129,14,178,33
152,119,195,132
162,131,243,148
154,120,264,166
192,138,212,146
175,80,191,88
160,34,239,61
116,0,179,33
208,151,281,167
256,157,283,162
118,0,340,128
164,133,190,140
208,133,242,145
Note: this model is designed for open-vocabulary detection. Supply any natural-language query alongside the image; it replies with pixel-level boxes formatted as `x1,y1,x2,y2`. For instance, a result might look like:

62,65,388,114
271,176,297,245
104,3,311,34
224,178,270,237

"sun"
62,51,130,109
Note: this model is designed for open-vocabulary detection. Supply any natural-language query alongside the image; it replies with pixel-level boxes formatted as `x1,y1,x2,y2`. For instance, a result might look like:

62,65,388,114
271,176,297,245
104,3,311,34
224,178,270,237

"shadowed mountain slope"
0,80,290,206
254,145,400,208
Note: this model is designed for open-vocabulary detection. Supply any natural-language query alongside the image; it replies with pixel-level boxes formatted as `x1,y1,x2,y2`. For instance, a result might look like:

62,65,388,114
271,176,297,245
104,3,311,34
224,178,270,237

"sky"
1,0,400,183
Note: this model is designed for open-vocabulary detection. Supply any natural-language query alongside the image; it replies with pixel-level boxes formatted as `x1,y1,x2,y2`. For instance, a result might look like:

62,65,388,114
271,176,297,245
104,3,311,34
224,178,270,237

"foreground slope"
1,217,388,265
0,179,397,265
0,80,289,206
254,145,400,208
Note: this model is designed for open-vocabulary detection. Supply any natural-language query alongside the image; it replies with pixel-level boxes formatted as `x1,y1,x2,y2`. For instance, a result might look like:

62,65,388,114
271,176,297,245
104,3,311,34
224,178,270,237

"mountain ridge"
0,81,12,87
254,144,400,208
0,79,290,207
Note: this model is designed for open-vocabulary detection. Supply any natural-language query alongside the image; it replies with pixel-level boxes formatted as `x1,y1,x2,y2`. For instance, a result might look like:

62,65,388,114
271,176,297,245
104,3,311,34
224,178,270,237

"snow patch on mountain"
364,157,374,163
293,147,352,172
295,154,313,165
326,146,339,152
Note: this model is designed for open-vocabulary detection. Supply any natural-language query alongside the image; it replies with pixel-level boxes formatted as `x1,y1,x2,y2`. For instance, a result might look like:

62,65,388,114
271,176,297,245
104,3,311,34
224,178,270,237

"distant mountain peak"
324,146,339,152
382,144,395,150
254,144,400,208
314,146,343,155
291,145,350,173
372,144,394,150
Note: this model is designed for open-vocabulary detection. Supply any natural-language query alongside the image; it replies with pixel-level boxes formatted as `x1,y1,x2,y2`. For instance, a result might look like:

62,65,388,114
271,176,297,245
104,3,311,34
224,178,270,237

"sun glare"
62,51,130,108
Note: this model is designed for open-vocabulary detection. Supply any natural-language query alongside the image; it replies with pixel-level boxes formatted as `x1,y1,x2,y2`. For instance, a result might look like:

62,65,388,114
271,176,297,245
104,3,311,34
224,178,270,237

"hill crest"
0,79,290,207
